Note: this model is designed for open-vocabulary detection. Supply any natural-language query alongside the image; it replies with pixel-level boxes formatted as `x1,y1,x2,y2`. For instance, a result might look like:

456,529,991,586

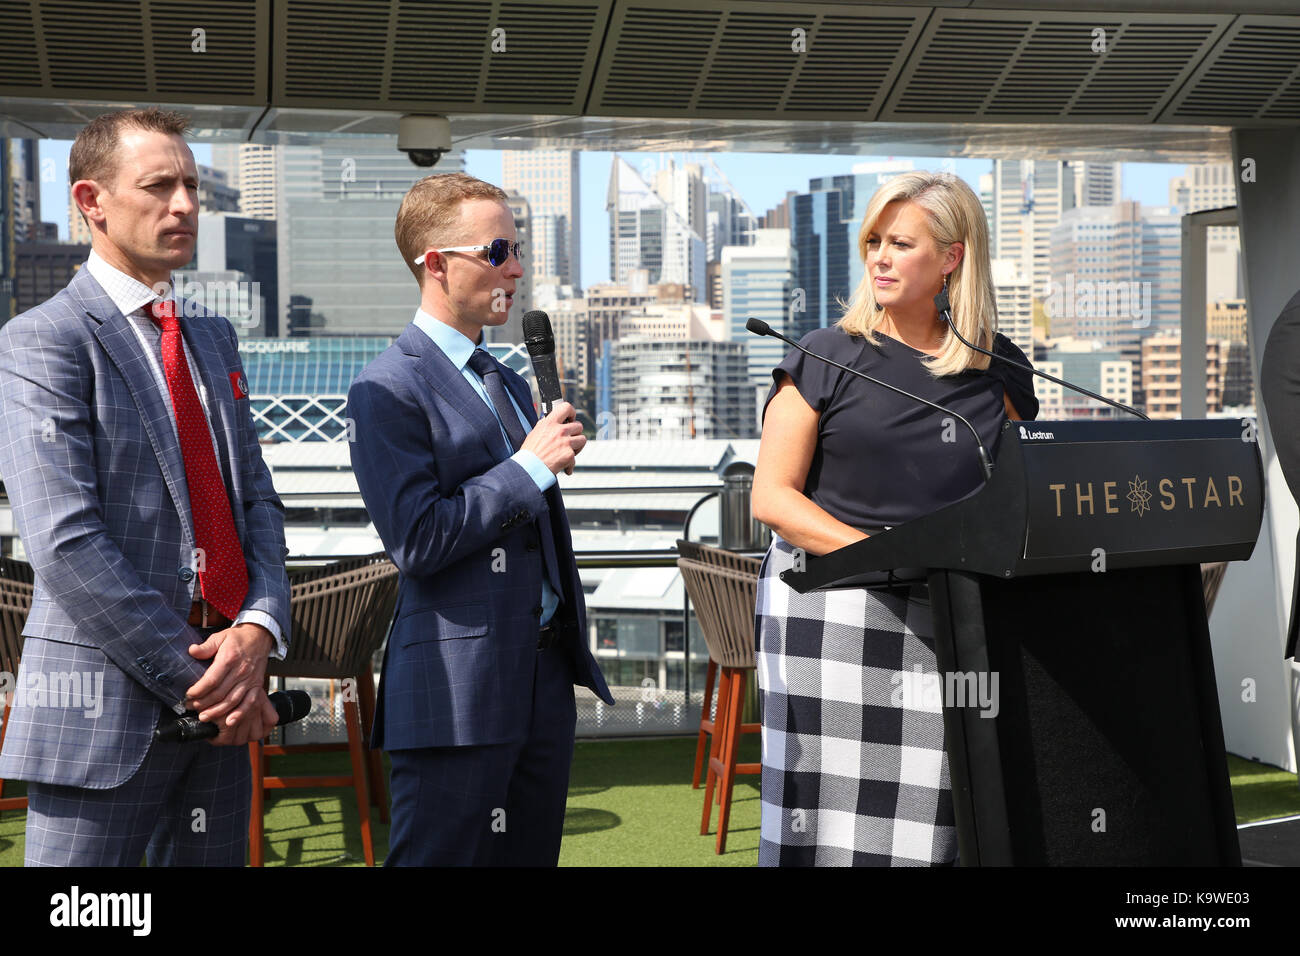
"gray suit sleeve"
0,310,206,709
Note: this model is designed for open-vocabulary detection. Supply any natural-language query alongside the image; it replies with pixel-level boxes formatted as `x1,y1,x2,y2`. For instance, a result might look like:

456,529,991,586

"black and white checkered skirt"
754,535,958,866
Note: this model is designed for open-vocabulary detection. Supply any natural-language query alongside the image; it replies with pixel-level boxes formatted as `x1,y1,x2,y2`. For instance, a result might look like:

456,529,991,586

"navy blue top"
763,326,1040,532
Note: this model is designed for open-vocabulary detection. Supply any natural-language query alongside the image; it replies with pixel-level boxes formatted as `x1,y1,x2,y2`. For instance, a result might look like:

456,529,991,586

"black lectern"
782,419,1264,866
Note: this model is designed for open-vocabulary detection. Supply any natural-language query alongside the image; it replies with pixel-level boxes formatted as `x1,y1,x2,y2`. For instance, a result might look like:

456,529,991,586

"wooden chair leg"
344,698,375,866
692,659,717,789
701,665,732,836
248,739,264,867
356,667,388,824
716,669,746,855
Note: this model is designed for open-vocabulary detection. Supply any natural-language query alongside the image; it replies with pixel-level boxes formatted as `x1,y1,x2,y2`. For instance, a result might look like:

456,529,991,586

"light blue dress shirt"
411,310,559,625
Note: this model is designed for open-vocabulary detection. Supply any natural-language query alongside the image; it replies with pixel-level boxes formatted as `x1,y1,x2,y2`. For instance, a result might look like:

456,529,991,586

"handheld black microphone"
747,318,993,480
933,289,1149,421
522,309,563,416
154,689,312,743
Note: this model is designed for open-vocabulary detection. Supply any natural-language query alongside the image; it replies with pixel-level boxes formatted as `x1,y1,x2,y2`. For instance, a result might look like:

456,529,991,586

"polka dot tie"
149,299,249,620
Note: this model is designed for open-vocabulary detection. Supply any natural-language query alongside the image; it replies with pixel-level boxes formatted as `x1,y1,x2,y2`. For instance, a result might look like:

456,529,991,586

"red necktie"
149,299,249,620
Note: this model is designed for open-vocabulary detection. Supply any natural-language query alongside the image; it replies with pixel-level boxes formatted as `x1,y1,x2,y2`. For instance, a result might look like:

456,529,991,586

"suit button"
178,567,195,582
532,606,543,617
156,673,171,685
525,539,538,552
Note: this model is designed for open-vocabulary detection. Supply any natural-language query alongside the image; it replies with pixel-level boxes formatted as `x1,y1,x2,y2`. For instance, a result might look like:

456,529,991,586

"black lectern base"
929,565,1241,866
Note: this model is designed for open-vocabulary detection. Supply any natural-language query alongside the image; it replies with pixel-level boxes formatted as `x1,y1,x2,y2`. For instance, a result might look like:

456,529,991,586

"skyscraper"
607,157,706,301
991,159,1117,308
723,228,794,386
1169,163,1241,302
212,143,281,221
790,160,912,339
502,150,580,287
1048,200,1181,408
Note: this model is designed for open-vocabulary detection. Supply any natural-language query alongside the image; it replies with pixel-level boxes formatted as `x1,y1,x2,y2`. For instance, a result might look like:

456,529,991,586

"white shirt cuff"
511,449,557,492
234,610,287,660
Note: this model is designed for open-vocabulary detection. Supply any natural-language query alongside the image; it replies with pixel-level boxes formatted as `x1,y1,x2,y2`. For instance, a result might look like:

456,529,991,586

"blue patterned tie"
466,349,566,601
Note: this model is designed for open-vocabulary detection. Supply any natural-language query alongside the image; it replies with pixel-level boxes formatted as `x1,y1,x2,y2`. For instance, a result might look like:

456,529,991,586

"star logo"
1127,475,1151,517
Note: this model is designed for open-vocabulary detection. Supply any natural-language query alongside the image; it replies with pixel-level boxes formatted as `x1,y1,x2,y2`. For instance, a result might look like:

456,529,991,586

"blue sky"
41,139,1180,288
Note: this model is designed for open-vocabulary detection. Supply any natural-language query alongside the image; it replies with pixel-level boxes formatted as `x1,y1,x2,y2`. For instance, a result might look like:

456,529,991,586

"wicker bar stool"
248,553,399,866
0,558,34,815
678,553,761,854
677,540,762,795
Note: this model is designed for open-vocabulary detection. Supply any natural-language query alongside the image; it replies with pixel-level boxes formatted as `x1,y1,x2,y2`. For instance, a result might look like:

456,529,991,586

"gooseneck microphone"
522,309,563,416
154,689,312,743
934,289,1149,421
746,318,993,480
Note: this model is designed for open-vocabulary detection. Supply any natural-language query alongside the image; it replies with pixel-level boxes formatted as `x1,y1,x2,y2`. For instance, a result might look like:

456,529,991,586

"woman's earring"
942,272,949,293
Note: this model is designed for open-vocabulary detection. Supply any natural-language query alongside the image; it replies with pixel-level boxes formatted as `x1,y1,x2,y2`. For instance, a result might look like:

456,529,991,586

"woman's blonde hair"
837,170,997,377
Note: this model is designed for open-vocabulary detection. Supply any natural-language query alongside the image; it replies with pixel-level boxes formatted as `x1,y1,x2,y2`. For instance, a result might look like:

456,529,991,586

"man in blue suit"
0,108,290,866
348,173,613,866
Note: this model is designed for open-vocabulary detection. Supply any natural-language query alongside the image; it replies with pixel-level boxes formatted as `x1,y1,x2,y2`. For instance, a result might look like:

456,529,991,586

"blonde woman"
751,171,1038,866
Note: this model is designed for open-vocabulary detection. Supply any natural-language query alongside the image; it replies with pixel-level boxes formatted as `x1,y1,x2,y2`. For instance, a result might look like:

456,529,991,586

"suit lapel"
401,325,509,462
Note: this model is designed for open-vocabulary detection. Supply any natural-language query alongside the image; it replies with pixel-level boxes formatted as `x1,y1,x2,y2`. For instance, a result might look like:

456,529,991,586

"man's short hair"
395,173,509,285
68,107,192,187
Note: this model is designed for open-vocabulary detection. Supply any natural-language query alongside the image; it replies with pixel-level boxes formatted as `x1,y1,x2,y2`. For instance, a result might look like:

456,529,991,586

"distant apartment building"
991,256,1034,357
609,339,753,440
198,164,240,213
1141,332,1229,420
1034,337,1133,419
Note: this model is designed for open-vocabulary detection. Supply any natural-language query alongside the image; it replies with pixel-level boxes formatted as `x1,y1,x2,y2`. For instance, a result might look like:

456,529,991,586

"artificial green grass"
0,743,1295,866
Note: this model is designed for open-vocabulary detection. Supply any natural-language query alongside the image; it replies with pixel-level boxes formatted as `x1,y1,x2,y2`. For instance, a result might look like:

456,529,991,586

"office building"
276,138,464,337
607,157,706,300
723,228,794,385
791,160,911,339
502,150,580,287
1170,163,1241,302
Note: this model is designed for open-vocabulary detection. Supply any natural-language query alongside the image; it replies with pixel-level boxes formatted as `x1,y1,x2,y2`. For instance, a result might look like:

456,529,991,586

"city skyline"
38,139,1188,292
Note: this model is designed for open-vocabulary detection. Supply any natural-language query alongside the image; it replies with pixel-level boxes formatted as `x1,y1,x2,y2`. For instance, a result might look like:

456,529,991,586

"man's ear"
71,179,106,227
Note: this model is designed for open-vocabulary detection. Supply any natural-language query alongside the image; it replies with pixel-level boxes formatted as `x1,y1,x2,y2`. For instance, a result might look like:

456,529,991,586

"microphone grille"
522,310,552,339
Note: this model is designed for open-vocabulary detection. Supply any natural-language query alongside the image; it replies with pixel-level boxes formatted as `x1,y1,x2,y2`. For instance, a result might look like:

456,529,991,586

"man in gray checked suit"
0,107,290,866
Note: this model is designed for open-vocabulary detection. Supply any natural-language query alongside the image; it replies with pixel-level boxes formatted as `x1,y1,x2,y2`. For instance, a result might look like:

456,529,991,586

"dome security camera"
398,114,452,168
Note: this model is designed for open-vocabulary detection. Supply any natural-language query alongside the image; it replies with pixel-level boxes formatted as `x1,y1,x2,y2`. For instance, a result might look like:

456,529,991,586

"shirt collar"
86,249,175,319
412,309,486,372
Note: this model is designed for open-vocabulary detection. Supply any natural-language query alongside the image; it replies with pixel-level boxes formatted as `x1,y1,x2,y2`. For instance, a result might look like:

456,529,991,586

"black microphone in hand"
523,309,563,416
155,689,312,743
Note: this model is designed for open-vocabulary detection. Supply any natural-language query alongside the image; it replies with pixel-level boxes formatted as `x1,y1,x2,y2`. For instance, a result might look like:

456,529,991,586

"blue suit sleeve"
511,449,557,492
347,366,548,578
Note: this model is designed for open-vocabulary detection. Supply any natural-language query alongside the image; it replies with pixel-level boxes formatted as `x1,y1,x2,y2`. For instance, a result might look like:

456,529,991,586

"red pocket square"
230,372,249,400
